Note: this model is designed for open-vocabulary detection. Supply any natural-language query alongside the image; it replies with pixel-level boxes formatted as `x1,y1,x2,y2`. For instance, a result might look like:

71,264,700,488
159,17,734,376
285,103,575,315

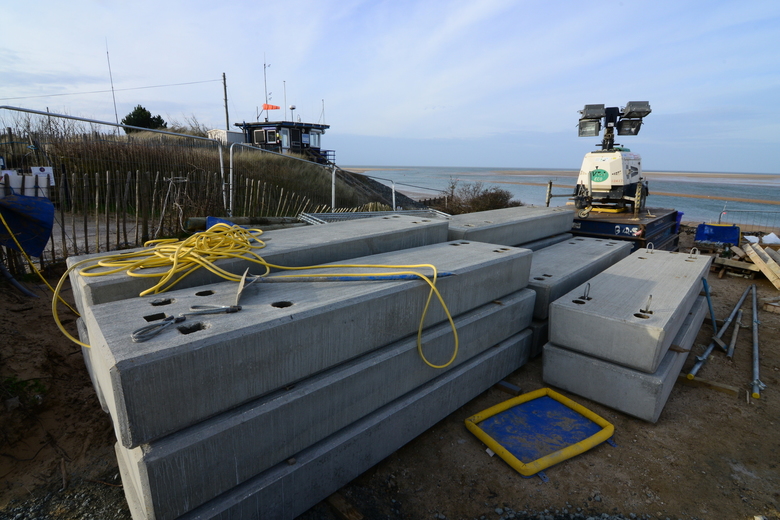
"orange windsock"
262,103,281,110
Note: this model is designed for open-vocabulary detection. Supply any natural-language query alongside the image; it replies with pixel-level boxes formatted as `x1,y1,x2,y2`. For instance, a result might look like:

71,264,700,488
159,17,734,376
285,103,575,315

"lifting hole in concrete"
572,299,587,305
178,322,205,335
150,298,173,306
195,290,215,297
633,313,651,319
638,257,647,260
272,301,293,308
533,277,546,281
543,274,553,277
143,313,167,322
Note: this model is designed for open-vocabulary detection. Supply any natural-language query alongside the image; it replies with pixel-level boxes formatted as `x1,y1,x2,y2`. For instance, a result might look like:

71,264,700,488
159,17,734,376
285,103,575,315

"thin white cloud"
1,0,778,172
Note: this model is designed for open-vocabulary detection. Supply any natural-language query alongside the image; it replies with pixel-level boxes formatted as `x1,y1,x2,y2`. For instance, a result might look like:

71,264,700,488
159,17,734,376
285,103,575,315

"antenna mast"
105,39,119,127
222,73,230,131
263,56,270,121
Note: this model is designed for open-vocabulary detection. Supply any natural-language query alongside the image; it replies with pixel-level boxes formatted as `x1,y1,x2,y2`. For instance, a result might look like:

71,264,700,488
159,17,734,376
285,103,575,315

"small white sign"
31,166,55,185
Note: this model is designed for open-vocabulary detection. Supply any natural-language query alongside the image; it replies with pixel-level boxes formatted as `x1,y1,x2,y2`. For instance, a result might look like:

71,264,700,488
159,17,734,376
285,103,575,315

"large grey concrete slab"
116,330,533,520
447,206,575,246
118,290,535,520
528,237,632,320
516,232,573,251
543,296,706,423
529,319,548,359
84,241,533,447
76,318,108,413
67,215,449,313
549,249,712,373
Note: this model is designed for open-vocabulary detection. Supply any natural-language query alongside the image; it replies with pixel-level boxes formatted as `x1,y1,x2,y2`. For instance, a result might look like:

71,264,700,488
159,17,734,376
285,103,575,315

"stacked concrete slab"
70,215,449,414
543,297,706,423
67,215,450,312
72,219,542,519
543,248,713,422
447,206,574,246
68,205,602,519
524,237,633,356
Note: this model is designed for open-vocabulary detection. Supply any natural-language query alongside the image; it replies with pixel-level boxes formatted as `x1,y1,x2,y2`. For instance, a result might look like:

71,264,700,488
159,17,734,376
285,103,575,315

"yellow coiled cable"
53,223,459,368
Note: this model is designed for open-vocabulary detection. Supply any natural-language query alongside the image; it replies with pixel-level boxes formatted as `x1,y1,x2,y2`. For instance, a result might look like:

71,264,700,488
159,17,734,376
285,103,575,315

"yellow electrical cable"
52,223,459,367
0,209,80,316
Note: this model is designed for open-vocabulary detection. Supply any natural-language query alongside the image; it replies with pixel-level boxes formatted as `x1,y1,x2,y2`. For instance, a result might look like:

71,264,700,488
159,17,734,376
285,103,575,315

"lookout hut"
235,120,333,164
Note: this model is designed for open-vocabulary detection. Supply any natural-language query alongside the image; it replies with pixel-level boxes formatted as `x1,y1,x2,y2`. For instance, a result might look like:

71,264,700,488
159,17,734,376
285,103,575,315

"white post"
392,181,396,210
331,165,336,212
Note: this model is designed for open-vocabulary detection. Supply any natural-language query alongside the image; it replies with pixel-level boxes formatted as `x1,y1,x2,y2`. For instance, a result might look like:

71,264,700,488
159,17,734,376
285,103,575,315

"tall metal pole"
223,73,230,132
751,284,765,399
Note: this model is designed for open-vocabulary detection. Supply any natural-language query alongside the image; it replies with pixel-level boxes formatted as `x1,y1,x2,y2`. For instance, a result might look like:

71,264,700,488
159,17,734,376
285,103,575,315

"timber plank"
743,244,780,290
713,257,760,272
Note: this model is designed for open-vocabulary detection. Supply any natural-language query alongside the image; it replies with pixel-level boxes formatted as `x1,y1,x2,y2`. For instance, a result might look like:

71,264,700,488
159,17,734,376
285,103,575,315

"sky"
2,0,779,173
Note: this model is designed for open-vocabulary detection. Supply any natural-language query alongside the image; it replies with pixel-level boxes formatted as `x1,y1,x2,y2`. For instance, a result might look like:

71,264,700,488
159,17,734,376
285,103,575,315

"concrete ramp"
447,206,574,246
549,249,712,373
543,296,706,422
83,241,533,448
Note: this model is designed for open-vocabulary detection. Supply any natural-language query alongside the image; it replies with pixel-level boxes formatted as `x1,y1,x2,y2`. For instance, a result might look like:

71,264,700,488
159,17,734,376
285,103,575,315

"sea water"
347,166,780,227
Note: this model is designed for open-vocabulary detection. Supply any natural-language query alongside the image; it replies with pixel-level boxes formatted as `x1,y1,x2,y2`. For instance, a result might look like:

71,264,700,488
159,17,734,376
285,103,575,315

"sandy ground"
1,228,779,519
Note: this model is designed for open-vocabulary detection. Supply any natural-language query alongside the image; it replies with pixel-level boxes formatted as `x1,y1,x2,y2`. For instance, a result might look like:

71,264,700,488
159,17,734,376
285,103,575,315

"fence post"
331,165,336,212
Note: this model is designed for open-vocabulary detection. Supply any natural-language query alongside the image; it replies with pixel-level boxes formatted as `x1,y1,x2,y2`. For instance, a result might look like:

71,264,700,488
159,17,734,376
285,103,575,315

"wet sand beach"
346,167,780,206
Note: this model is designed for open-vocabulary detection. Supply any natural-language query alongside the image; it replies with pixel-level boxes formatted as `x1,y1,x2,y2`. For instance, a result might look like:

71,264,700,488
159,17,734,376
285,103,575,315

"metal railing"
717,208,780,233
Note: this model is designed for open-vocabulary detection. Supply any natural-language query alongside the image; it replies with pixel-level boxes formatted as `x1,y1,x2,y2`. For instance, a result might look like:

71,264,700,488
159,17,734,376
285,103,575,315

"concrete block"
85,241,533,447
528,237,632,320
447,206,575,246
67,215,449,313
529,319,548,359
118,290,535,520
116,330,533,520
543,297,707,423
549,249,712,373
516,232,573,251
76,318,108,414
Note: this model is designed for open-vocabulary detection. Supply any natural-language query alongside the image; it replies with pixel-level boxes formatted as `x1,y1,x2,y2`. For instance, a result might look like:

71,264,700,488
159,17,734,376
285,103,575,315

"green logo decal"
590,168,609,182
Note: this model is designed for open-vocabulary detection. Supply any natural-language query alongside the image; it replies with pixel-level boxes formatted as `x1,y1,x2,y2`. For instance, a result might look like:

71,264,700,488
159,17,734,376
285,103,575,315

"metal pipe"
701,278,718,336
726,309,742,360
688,284,753,379
751,284,765,399
0,262,39,298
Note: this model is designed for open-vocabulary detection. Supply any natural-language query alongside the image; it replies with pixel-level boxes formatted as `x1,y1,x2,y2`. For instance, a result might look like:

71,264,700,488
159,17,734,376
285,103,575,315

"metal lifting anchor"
131,315,186,343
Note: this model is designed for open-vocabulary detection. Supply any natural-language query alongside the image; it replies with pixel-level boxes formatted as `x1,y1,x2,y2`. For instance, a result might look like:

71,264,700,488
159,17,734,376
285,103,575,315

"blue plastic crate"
694,223,740,247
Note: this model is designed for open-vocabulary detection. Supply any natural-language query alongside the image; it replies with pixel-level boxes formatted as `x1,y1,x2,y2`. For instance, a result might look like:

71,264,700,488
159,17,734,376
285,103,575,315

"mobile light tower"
573,101,652,218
